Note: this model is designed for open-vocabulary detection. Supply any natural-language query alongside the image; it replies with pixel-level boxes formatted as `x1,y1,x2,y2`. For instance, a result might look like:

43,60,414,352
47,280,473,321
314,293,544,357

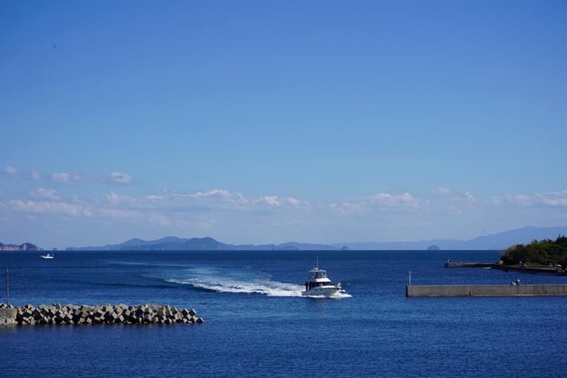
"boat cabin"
305,267,333,290
307,267,332,281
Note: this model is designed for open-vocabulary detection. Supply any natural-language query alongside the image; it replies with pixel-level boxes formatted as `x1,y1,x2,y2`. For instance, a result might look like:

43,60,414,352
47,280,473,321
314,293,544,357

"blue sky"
1,1,566,249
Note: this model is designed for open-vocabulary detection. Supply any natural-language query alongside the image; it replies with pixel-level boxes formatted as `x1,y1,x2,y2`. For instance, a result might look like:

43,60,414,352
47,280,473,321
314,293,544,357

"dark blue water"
1,250,566,377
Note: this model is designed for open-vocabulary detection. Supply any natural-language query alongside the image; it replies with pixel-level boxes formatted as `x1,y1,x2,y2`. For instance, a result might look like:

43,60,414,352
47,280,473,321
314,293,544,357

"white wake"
303,292,352,299
165,266,305,297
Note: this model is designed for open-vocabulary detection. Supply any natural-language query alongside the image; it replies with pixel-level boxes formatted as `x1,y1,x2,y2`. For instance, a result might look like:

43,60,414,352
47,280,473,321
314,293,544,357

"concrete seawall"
0,303,203,325
406,284,567,297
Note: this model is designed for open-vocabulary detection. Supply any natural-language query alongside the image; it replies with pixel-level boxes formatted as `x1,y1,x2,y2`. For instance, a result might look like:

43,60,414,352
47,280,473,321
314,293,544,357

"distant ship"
41,253,54,259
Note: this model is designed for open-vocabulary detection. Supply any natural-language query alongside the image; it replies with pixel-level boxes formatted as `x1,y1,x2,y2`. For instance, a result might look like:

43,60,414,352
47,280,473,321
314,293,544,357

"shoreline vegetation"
498,235,566,273
446,235,567,276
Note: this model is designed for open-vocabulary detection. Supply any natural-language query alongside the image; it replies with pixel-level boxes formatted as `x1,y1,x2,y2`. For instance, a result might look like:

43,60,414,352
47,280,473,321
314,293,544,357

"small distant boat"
41,253,54,259
302,265,346,297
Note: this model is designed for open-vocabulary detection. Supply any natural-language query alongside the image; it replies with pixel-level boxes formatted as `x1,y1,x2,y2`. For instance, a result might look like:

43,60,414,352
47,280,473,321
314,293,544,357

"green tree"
501,235,567,267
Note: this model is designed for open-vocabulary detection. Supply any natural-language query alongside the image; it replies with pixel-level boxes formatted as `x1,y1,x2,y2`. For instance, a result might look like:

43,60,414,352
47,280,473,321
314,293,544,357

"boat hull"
302,285,343,297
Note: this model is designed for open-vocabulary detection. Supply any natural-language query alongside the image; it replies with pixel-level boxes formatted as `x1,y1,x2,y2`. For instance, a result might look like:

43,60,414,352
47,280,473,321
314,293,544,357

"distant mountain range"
343,226,567,250
67,236,338,251
66,226,567,251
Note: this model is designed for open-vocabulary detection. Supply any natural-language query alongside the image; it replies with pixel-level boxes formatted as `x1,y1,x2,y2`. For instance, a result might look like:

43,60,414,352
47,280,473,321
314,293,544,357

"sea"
1,249,566,377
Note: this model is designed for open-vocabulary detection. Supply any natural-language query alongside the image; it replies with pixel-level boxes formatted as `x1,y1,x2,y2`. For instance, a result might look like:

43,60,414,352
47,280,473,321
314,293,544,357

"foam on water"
163,265,305,297
303,291,352,299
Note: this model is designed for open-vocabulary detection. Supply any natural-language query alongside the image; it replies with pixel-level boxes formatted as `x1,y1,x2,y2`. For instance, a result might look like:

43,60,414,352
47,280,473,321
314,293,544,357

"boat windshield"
310,269,327,279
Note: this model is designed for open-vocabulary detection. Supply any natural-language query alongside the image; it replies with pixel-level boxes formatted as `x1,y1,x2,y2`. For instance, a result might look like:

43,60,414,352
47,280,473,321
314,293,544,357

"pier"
406,284,567,297
444,261,494,268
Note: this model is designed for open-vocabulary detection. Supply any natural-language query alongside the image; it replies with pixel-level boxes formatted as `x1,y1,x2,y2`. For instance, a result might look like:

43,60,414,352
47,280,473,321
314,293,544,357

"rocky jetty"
0,303,203,325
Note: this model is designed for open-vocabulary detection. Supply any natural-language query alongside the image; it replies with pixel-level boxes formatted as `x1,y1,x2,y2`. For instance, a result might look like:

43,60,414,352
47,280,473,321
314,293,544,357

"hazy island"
0,242,42,251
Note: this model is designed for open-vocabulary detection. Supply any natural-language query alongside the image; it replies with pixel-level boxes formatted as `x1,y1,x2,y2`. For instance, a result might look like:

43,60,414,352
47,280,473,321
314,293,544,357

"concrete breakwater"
491,265,567,276
0,303,203,325
444,261,494,268
406,284,567,297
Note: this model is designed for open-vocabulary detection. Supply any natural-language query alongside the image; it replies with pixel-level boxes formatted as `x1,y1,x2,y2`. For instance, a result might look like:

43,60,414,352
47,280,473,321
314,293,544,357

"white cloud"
32,188,60,200
194,189,245,203
254,195,307,207
105,192,120,204
163,189,310,214
110,172,134,184
3,166,43,180
259,195,281,206
5,166,18,174
493,190,567,207
98,208,141,218
52,172,82,183
9,200,84,216
286,196,302,206
368,192,418,206
4,185,567,249
432,187,478,208
332,192,423,215
432,187,452,196
105,192,138,205
2,166,139,186
95,189,308,219
540,192,567,206
146,195,164,201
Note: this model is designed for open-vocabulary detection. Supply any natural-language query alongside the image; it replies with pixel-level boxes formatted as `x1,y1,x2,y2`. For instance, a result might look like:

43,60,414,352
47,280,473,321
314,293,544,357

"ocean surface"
1,250,566,377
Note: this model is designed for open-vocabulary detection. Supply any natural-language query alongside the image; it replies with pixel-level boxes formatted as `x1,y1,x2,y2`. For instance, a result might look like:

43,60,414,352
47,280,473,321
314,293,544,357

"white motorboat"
41,253,54,259
302,265,345,297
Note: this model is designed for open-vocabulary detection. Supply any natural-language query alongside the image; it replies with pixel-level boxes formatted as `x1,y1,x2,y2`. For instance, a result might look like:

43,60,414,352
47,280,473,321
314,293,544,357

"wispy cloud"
430,187,478,214
1,188,310,220
2,183,567,248
5,166,18,175
52,172,83,183
432,187,477,203
9,200,86,216
32,188,60,200
109,172,134,185
493,190,567,207
3,165,43,180
330,192,424,215
6,183,565,224
3,165,136,186
171,189,308,211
